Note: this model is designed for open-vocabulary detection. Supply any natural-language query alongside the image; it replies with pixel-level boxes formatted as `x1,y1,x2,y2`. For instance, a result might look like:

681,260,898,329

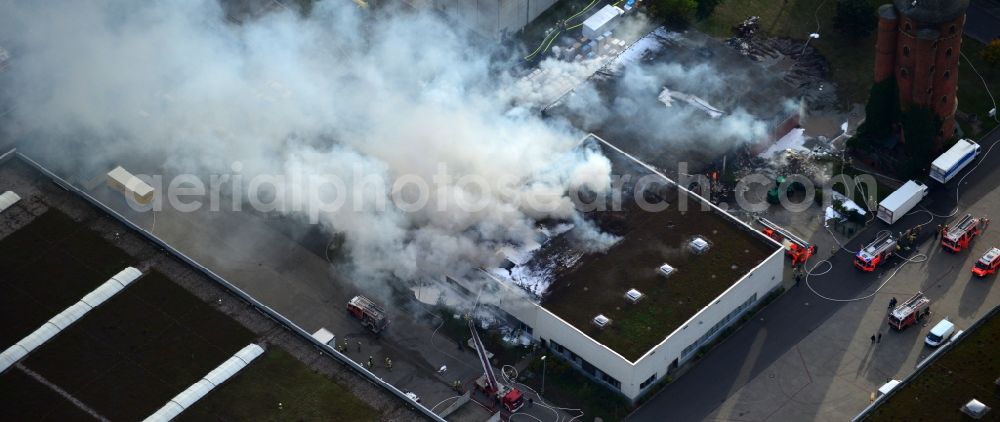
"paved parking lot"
633,131,1000,421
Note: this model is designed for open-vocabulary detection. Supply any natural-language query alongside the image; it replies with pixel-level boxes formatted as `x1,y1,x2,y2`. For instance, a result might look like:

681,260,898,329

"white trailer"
929,138,980,183
877,180,928,225
582,5,624,40
0,191,21,213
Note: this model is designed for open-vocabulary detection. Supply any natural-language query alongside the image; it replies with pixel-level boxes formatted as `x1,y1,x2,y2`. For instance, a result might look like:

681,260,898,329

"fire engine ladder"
895,292,927,317
946,214,976,239
468,317,499,393
758,217,811,249
353,296,384,315
863,231,896,256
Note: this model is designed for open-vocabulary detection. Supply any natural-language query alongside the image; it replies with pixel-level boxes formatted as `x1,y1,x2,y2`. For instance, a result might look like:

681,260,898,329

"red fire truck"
758,217,817,266
468,317,524,413
941,214,988,253
972,247,1000,277
854,232,897,272
888,292,931,331
347,295,389,334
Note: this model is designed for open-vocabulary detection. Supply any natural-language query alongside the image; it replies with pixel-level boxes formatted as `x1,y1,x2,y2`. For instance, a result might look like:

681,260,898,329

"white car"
924,318,956,347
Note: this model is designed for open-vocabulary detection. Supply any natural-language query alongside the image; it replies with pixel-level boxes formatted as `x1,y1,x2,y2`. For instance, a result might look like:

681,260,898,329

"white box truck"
929,138,980,183
877,180,928,225
582,5,624,40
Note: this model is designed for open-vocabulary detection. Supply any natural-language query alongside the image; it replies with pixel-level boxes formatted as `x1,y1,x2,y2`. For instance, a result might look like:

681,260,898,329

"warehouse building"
456,134,784,401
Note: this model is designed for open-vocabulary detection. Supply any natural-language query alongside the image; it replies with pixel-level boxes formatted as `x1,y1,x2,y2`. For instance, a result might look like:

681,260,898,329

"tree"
852,76,899,148
982,39,1000,68
899,106,941,179
833,0,876,38
695,0,721,20
648,0,698,27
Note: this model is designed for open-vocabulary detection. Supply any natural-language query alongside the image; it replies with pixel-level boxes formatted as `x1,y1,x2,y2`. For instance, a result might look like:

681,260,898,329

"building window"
929,65,935,75
949,25,956,34
904,22,911,32
900,68,908,79
941,95,948,104
926,87,932,94
944,70,951,80
946,47,953,58
640,374,657,390
602,374,622,390
902,46,910,57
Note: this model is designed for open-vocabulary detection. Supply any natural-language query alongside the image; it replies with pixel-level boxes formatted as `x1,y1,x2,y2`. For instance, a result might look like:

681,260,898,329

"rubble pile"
725,16,837,110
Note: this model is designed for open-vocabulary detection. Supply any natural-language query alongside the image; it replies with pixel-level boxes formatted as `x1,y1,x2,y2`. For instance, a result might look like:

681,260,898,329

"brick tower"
873,0,969,150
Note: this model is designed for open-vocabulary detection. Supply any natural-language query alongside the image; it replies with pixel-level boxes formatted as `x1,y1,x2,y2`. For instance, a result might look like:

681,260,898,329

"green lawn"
181,347,381,421
696,0,999,136
867,307,1000,421
697,0,881,106
955,37,1000,135
520,354,631,422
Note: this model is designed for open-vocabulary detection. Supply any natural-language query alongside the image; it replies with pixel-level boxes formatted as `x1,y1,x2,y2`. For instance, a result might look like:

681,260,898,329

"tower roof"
893,0,969,24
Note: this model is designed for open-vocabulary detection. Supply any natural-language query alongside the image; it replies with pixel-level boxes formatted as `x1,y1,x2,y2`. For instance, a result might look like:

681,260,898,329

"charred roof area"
522,137,778,361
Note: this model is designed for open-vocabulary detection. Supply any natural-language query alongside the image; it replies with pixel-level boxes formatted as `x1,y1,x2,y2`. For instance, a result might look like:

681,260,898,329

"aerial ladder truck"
757,217,817,266
468,317,525,414
941,214,989,253
887,292,931,331
854,232,898,272
346,295,389,334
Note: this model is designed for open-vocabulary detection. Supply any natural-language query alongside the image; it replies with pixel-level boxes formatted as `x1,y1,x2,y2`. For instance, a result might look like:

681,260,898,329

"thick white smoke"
0,1,614,289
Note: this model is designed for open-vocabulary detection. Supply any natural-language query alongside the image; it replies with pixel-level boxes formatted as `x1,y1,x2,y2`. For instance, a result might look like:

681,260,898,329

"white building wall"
477,244,784,401
624,248,784,398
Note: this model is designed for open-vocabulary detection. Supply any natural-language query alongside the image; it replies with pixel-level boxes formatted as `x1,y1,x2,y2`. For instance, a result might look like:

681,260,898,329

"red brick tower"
872,0,969,150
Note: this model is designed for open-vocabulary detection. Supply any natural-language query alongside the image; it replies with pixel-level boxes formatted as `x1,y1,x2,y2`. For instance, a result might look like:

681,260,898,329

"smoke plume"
0,1,614,294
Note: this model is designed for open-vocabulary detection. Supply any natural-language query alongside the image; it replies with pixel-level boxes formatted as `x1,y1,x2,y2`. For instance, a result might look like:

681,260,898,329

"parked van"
925,318,956,347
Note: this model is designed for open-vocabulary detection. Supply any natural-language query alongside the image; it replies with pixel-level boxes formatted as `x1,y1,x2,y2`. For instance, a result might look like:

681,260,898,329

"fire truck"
468,317,524,414
854,232,897,272
972,247,1000,277
941,214,988,253
888,292,931,331
346,295,389,334
758,217,817,266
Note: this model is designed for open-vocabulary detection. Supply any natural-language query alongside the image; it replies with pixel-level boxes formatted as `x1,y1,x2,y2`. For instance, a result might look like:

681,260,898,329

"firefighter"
367,356,374,369
357,341,362,353
384,357,393,371
341,339,349,353
936,224,942,238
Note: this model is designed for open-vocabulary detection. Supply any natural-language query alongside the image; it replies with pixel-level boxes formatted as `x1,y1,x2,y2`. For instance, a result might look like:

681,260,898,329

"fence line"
13,152,444,422
851,303,1000,421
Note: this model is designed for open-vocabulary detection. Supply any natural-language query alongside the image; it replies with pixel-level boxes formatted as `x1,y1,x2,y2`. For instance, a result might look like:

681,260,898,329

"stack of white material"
0,267,142,373
0,191,20,213
144,344,266,422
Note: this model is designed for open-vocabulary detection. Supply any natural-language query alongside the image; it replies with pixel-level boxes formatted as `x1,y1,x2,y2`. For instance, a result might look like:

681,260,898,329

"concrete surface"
0,158,424,420
4,151,573,422
631,128,1000,421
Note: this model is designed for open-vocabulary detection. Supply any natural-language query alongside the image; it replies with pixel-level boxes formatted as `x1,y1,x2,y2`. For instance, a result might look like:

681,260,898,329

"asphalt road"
630,127,1000,421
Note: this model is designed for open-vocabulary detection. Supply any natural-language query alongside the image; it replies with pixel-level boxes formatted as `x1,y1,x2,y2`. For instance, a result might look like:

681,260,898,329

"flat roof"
504,135,778,361
867,307,1000,421
932,138,978,169
879,180,926,211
